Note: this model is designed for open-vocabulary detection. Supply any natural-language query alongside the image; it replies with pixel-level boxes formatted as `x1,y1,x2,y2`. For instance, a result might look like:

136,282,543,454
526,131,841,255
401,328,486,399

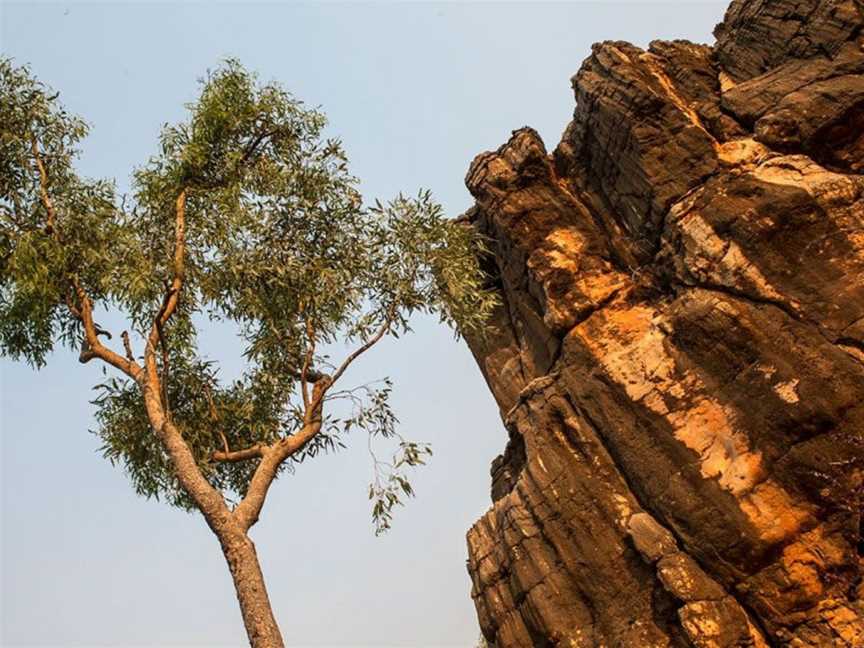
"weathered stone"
656,553,727,603
721,41,864,126
557,40,720,247
754,74,864,172
714,0,864,82
658,154,864,341
463,1,864,646
629,512,678,563
678,598,755,648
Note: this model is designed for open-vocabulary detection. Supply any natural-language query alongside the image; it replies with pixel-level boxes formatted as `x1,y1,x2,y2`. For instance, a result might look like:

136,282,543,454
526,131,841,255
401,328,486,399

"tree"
0,58,496,647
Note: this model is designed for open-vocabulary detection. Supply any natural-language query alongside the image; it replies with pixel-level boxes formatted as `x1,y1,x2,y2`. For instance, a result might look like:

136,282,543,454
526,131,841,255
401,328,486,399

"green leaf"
0,57,496,520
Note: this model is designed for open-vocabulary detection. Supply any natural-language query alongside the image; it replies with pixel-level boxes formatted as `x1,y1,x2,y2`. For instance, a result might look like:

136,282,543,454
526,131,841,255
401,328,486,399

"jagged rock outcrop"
463,1,864,646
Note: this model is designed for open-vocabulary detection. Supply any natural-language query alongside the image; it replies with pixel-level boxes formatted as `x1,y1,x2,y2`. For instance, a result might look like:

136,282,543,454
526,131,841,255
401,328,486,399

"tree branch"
138,372,232,530
232,380,328,531
121,331,135,363
71,278,141,378
212,445,264,463
305,310,395,420
331,313,394,387
240,129,271,166
300,316,315,409
144,189,187,414
204,386,232,455
129,186,232,527
30,132,140,379
146,189,186,357
156,317,171,414
133,187,230,524
30,136,56,234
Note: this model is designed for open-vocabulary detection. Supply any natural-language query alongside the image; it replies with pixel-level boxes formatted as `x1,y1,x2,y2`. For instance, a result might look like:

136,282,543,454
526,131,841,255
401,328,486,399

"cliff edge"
463,1,864,645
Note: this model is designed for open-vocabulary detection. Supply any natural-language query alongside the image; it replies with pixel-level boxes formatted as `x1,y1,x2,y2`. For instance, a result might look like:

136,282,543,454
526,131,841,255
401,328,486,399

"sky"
1,2,726,646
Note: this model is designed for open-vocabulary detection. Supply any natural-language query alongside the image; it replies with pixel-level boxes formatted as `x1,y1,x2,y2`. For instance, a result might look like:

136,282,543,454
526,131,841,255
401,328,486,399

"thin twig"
300,314,315,409
121,331,135,362
204,385,231,454
306,309,395,419
30,136,56,234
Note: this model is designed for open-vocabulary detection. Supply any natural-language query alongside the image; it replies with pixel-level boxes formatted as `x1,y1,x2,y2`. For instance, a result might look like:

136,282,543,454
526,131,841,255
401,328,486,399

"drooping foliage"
0,58,496,531
0,58,121,365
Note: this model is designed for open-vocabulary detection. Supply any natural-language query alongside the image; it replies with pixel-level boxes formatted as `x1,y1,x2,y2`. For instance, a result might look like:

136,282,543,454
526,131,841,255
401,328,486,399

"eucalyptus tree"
0,58,495,647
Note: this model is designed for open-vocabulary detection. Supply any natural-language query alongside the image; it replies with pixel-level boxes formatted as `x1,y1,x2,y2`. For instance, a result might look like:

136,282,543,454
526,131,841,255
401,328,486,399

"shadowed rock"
463,1,864,646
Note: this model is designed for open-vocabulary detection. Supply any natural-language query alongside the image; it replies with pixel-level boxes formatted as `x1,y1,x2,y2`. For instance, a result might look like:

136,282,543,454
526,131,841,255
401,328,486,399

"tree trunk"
219,530,285,648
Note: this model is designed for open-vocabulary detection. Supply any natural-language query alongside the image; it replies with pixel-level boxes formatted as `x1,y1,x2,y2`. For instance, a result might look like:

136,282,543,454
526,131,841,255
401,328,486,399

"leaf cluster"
0,57,498,530
0,58,122,365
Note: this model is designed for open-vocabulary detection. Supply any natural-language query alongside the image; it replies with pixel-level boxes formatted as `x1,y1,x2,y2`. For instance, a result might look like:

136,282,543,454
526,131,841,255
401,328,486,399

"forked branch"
143,189,187,415
146,189,187,355
30,141,140,379
72,279,141,377
232,310,396,531
306,309,395,419
232,380,329,530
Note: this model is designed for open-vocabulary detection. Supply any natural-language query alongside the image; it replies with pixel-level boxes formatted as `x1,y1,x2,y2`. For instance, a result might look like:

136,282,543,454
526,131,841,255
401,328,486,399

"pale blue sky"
1,2,725,646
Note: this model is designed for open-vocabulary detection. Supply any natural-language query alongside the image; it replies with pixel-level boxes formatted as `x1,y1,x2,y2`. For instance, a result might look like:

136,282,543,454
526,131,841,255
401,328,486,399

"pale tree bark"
131,190,288,647
34,142,393,645
139,367,288,647
31,132,291,645
219,526,285,648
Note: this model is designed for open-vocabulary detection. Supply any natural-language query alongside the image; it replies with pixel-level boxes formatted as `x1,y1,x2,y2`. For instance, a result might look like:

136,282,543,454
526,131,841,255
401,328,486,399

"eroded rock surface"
464,1,864,646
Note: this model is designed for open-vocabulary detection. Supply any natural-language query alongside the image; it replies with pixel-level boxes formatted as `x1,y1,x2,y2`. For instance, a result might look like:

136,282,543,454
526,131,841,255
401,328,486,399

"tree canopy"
0,58,497,533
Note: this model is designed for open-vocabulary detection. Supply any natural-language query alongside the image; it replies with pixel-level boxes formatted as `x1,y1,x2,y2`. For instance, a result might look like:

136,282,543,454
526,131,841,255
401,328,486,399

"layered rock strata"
463,1,864,646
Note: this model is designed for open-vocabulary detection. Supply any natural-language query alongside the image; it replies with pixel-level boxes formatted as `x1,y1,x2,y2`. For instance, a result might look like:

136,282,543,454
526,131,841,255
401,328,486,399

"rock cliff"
462,1,864,646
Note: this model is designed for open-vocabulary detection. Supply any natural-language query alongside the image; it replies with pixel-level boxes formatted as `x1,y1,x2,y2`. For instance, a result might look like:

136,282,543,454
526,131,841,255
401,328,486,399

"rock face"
463,1,864,646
